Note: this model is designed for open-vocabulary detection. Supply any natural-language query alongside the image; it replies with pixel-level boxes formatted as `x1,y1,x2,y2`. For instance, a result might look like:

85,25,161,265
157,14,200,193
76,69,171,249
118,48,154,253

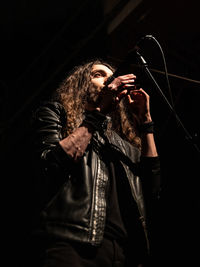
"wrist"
140,121,154,134
141,113,152,123
82,110,111,133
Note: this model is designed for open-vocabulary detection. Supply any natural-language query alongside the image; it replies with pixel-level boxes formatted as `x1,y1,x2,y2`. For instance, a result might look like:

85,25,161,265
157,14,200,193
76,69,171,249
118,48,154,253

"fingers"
122,84,136,89
116,89,128,102
130,88,149,98
108,74,136,90
116,87,148,103
118,74,136,79
127,94,133,104
126,88,150,104
117,74,136,85
136,88,149,97
121,80,135,85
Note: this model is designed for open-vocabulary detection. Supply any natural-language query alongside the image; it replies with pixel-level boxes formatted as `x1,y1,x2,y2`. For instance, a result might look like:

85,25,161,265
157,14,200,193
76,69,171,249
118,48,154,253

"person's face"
90,64,113,90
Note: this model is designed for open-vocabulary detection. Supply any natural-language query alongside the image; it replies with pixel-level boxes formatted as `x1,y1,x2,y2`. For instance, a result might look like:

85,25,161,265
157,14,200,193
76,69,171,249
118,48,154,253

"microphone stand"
135,50,200,155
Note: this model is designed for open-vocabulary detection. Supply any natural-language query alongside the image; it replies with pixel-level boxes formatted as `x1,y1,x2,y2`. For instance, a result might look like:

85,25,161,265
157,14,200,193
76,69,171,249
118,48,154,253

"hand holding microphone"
99,72,152,124
97,73,136,114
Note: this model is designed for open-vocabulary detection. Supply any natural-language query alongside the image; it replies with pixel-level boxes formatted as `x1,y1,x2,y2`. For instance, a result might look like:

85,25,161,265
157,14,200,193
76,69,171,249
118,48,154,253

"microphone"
135,50,148,66
104,75,116,87
104,35,154,87
128,34,153,54
128,35,156,67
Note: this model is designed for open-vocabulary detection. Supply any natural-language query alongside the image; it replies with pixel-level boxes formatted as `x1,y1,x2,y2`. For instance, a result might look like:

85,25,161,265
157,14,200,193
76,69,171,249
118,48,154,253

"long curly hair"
55,59,141,148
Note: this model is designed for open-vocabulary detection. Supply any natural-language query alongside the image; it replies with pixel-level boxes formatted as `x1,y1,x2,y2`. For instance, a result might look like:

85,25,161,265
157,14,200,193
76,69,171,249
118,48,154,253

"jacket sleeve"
30,101,79,218
139,156,161,200
32,101,75,176
139,156,162,256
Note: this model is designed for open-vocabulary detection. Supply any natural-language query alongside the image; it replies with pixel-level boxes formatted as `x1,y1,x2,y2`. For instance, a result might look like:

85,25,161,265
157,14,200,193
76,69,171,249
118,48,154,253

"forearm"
141,132,158,157
139,111,158,157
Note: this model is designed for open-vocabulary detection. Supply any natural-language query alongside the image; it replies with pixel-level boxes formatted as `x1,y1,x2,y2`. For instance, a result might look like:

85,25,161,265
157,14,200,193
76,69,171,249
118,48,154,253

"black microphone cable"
132,34,175,109
144,35,175,109
132,35,200,154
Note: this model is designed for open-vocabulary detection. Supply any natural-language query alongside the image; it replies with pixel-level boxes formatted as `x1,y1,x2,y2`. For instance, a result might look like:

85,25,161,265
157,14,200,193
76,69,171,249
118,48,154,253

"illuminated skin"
60,64,158,160
89,64,150,121
90,64,114,89
88,64,136,114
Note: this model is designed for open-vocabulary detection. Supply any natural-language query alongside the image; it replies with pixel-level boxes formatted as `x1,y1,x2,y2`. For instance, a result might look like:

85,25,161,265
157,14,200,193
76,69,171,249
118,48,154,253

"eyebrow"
91,69,106,74
91,69,111,76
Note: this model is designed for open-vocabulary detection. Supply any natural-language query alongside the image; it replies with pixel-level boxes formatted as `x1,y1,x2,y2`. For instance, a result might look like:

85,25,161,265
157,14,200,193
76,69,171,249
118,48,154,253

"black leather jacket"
32,101,161,252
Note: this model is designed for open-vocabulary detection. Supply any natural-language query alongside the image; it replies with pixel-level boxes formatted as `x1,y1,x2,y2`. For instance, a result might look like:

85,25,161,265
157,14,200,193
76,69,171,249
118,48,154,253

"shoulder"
33,101,66,121
34,100,66,115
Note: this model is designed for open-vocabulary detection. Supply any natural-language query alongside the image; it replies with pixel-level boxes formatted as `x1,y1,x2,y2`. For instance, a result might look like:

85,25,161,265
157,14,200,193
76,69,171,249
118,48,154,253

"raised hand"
97,74,136,114
126,88,152,124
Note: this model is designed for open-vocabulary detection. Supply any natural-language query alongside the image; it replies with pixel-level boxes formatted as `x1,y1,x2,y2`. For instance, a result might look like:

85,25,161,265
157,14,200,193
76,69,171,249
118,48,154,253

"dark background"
1,0,200,266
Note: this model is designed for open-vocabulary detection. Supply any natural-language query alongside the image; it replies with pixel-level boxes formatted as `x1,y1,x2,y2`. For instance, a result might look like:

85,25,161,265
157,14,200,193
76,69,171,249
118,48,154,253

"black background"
1,0,199,266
